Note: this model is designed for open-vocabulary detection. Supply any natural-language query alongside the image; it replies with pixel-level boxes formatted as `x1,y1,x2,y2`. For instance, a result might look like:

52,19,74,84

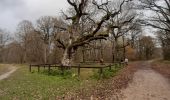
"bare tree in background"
3,41,24,63
36,16,58,63
128,23,142,48
0,29,9,62
16,20,34,63
139,0,170,32
138,0,170,60
26,31,45,63
108,1,137,62
138,36,155,60
157,30,170,60
0,29,9,49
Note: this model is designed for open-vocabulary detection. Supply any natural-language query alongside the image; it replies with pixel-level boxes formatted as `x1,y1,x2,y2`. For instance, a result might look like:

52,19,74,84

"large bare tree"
107,1,137,62
139,0,170,32
138,0,170,60
55,0,131,66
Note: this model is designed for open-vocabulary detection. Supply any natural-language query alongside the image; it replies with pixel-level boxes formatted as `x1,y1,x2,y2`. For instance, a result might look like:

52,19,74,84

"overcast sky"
0,0,69,33
0,0,157,37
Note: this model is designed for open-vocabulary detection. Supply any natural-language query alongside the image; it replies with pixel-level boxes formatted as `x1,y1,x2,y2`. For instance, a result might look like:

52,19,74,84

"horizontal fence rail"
29,62,124,77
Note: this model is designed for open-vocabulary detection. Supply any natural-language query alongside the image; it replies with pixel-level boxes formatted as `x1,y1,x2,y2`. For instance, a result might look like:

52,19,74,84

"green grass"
92,64,123,79
156,60,170,64
0,64,123,100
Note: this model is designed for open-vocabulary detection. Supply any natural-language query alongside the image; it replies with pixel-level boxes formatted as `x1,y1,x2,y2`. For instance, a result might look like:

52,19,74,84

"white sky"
0,0,69,33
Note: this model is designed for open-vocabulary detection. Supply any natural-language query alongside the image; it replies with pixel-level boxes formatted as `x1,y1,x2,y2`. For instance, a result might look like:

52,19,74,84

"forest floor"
119,61,170,100
0,61,169,100
0,63,127,99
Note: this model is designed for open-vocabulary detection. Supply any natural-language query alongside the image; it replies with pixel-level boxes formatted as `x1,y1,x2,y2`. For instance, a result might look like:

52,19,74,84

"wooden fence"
29,63,122,77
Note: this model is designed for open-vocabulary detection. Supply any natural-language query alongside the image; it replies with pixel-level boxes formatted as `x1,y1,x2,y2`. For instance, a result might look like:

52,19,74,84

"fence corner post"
78,64,80,77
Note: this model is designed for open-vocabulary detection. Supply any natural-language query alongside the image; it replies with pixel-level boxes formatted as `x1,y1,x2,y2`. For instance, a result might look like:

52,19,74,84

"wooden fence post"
78,64,80,77
61,65,64,75
109,64,111,70
38,65,40,72
100,67,103,77
48,65,51,74
29,65,31,72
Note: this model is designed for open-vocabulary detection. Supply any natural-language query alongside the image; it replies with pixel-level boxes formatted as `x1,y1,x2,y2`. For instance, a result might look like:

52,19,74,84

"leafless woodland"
0,0,169,65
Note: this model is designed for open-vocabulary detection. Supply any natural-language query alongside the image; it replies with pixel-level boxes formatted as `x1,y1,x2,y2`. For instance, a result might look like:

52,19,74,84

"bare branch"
56,39,66,49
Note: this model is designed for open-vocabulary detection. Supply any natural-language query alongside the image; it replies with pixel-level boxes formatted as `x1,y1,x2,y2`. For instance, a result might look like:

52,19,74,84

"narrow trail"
120,61,170,100
0,66,17,80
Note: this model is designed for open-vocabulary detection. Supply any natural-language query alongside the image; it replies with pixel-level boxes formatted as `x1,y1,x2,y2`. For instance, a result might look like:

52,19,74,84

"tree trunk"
82,47,85,63
23,43,27,63
100,40,104,60
23,49,27,63
112,38,118,63
112,41,115,63
44,45,47,64
44,43,51,64
61,48,72,67
123,35,126,60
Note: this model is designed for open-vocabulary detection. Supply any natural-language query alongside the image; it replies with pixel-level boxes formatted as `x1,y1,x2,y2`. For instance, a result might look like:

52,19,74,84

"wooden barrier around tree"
29,63,122,76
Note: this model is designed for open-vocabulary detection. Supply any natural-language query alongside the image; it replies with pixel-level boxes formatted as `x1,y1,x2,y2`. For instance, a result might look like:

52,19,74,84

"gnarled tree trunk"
61,47,73,67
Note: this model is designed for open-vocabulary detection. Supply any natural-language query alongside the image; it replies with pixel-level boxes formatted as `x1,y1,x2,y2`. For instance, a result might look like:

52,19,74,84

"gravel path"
0,66,17,80
121,61,170,100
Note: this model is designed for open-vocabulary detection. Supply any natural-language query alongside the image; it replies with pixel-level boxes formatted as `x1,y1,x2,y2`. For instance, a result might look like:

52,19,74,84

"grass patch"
0,64,123,99
151,60,170,79
0,64,10,75
92,64,123,79
160,60,170,64
0,65,84,99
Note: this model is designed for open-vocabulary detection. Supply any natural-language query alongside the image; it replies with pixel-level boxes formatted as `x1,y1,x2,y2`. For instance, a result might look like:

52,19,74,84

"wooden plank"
30,63,59,67
30,65,110,69
72,65,106,68
29,63,117,74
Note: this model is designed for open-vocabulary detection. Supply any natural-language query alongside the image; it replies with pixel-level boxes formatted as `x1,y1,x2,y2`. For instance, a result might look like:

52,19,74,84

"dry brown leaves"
57,62,139,100
151,61,170,79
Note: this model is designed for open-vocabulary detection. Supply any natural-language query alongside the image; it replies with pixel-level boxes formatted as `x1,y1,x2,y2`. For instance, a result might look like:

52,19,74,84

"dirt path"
120,61,170,100
0,66,17,80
